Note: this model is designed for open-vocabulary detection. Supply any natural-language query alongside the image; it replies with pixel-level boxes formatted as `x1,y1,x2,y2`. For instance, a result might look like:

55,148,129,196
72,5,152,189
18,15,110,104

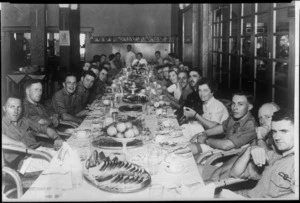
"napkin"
218,189,246,199
18,147,58,174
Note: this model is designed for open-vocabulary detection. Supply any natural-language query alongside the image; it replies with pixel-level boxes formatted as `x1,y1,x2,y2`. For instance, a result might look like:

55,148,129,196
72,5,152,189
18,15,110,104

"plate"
122,95,148,104
92,137,143,149
119,105,142,112
83,154,151,193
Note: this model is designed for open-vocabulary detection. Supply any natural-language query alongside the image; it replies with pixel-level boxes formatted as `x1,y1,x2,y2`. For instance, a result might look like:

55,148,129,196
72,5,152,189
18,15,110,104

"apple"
125,122,133,129
132,125,139,136
116,122,127,133
116,132,124,138
107,125,117,136
124,129,135,138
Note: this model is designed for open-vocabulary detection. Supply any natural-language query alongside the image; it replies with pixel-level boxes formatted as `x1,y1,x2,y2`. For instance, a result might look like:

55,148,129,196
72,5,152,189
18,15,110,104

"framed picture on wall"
59,30,70,46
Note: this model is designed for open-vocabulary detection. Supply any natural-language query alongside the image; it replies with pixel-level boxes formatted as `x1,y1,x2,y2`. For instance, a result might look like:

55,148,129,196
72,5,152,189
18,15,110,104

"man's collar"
78,81,87,90
62,88,72,96
234,111,252,126
2,115,19,126
24,98,39,106
282,148,294,157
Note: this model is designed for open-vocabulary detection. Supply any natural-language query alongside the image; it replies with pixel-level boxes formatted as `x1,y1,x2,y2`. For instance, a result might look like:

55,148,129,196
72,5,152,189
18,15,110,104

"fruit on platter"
107,125,118,136
106,121,140,138
116,122,127,133
124,129,135,138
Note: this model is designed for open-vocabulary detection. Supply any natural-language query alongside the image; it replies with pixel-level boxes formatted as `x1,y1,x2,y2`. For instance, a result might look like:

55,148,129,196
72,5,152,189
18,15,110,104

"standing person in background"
125,45,136,68
114,52,123,70
153,50,163,66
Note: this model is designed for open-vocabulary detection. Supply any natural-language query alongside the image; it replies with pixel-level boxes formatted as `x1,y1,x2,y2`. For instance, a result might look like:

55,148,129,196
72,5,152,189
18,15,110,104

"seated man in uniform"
89,66,108,103
230,109,295,198
2,95,63,170
202,102,280,182
189,91,257,156
76,70,97,110
52,72,88,124
23,79,59,128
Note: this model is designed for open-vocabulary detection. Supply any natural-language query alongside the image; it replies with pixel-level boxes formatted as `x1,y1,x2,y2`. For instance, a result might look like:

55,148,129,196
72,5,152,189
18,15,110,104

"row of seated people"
2,60,295,198
149,63,295,198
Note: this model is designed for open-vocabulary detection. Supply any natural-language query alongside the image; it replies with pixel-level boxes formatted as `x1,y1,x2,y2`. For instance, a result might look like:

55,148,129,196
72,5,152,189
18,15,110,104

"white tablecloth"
21,99,214,201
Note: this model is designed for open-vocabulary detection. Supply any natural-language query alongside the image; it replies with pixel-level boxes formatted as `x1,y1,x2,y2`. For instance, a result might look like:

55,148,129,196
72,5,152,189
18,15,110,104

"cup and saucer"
165,162,187,174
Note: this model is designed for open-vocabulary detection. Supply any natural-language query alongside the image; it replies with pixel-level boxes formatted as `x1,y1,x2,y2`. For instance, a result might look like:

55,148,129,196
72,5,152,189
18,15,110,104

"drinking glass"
76,137,91,161
45,176,63,199
149,184,164,200
148,154,160,175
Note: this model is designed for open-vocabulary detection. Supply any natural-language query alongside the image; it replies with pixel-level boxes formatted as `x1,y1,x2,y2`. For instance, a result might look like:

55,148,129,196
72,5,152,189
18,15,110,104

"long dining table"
20,72,216,201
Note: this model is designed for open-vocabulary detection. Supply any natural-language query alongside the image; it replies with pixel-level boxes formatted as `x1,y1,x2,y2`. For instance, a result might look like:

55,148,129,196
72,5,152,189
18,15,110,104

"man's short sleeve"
227,120,257,148
52,91,68,116
222,117,231,133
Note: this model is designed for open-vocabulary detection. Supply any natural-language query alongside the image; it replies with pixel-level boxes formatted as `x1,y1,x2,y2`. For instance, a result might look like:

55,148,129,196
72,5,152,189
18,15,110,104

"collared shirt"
76,81,90,109
238,150,295,198
23,98,55,125
125,51,136,67
52,88,81,117
2,116,48,167
222,112,257,148
202,96,229,124
178,84,193,106
89,79,106,103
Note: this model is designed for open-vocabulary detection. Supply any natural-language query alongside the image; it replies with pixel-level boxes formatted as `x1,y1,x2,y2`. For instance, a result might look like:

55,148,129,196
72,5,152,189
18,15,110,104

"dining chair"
2,144,53,195
196,144,250,165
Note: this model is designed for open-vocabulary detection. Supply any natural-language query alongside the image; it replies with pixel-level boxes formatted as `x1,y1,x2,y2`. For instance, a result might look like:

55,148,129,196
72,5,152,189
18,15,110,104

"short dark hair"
92,55,101,62
156,65,163,71
63,72,77,82
137,52,143,57
162,63,172,69
169,69,178,75
127,45,132,48
197,77,217,94
3,94,21,106
232,91,254,105
272,109,294,124
99,66,109,73
115,52,121,56
175,56,181,61
109,54,115,61
100,54,106,58
24,79,42,90
82,70,97,79
189,68,202,77
155,51,161,55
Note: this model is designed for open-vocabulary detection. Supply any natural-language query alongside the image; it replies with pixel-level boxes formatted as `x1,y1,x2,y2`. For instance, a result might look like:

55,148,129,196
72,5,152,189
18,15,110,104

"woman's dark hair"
197,77,217,94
